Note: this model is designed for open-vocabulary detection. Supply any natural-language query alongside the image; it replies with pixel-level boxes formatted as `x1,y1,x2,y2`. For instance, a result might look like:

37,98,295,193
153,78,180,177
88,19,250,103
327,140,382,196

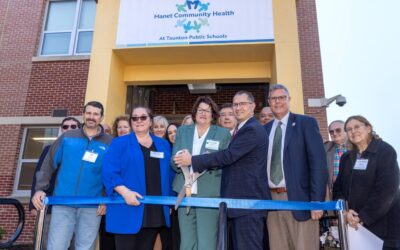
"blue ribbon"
44,196,344,211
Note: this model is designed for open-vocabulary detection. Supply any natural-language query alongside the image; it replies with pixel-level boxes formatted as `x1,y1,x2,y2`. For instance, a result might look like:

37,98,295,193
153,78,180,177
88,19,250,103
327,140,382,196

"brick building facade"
0,0,327,246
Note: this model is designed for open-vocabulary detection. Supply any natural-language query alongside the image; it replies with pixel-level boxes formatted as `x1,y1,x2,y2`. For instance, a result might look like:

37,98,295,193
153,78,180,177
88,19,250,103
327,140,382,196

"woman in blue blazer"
171,96,231,250
103,107,172,250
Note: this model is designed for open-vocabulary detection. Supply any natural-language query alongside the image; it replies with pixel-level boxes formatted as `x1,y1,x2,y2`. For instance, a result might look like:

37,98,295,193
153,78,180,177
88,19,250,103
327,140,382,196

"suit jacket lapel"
284,113,295,149
186,125,195,154
129,133,146,191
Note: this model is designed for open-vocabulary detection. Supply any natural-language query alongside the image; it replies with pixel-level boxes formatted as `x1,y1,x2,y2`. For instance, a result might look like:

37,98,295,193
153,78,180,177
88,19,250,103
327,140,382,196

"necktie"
232,126,239,139
271,122,283,185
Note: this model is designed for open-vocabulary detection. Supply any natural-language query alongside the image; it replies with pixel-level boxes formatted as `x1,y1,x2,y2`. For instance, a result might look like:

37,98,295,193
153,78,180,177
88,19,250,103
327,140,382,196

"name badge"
150,151,164,159
82,151,99,163
354,159,368,170
205,139,220,151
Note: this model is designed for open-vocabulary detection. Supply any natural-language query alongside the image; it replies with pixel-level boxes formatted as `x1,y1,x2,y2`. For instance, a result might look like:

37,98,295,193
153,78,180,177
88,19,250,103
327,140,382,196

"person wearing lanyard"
171,96,231,250
103,106,172,250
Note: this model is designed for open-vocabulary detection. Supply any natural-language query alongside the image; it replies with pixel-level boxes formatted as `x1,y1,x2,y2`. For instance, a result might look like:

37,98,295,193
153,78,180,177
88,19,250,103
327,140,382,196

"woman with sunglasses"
333,115,400,249
171,96,231,250
103,106,172,250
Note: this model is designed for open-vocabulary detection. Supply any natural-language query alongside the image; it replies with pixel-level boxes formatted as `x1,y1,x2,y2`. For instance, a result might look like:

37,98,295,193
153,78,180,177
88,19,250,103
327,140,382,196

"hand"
97,204,106,216
173,149,192,167
32,190,46,210
346,209,361,229
311,210,323,220
122,189,143,206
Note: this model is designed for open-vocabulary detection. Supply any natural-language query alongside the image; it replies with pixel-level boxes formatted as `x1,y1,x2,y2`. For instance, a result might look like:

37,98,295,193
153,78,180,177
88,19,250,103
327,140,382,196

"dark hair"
166,123,180,146
112,115,131,137
83,101,104,116
268,84,290,97
344,115,380,150
131,106,153,121
61,117,81,128
234,91,255,102
219,103,233,111
191,96,219,124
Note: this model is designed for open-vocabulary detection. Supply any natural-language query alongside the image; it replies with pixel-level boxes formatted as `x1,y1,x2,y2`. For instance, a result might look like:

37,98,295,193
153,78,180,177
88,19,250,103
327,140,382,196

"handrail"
0,198,25,248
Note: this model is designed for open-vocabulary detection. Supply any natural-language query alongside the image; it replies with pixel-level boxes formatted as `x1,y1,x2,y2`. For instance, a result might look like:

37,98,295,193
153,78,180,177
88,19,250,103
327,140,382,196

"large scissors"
174,150,205,214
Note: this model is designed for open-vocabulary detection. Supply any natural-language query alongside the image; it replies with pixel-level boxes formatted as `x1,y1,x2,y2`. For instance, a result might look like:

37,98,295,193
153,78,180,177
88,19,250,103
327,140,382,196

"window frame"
38,0,95,57
12,126,59,197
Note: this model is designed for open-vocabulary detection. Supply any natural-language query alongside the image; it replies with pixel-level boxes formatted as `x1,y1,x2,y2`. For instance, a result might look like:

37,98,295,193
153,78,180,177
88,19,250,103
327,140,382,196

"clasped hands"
173,149,193,168
346,209,362,230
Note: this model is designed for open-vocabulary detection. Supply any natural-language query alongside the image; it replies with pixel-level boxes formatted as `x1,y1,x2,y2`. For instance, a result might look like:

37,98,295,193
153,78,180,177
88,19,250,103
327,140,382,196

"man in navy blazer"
174,91,269,250
265,84,327,250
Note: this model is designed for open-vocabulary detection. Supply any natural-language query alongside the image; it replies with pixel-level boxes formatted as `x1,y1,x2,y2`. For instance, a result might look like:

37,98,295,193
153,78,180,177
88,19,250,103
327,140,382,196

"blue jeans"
47,206,101,250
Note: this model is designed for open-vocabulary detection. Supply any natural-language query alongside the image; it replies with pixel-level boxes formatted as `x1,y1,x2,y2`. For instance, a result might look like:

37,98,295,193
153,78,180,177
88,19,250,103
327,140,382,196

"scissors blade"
174,185,186,210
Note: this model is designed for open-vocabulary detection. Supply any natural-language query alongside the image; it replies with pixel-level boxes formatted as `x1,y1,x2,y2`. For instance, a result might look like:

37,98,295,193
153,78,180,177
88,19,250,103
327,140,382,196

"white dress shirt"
190,125,210,194
267,112,290,188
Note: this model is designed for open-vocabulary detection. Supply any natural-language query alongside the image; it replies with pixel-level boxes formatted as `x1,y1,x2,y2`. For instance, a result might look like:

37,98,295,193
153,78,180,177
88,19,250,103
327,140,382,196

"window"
39,0,96,56
13,127,59,196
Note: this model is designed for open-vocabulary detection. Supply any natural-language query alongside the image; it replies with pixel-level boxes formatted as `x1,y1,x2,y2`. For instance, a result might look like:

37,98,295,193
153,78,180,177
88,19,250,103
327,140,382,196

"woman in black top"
333,115,400,249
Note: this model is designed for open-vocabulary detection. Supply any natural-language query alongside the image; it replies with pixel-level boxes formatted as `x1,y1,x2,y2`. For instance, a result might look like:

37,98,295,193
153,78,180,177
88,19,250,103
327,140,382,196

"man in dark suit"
264,84,327,250
174,91,270,250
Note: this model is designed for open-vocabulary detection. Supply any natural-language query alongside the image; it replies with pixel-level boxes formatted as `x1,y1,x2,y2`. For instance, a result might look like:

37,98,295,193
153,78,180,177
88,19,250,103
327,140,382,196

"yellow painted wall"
86,0,305,120
271,0,304,114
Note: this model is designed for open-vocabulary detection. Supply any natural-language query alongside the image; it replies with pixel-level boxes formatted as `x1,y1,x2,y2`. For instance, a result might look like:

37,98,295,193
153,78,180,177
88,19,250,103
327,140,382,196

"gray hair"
269,84,290,97
153,115,169,128
328,120,345,130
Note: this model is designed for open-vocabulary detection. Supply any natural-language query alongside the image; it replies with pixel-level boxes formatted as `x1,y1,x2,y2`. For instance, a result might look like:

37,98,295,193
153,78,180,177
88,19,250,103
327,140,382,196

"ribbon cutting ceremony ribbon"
44,195,344,211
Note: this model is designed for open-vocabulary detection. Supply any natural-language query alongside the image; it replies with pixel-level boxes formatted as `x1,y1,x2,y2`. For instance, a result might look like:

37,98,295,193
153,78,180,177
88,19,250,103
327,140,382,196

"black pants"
99,216,116,250
115,228,161,250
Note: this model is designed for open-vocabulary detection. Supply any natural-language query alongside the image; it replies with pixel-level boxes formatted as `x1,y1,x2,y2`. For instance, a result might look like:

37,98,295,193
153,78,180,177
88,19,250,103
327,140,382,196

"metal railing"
0,198,25,249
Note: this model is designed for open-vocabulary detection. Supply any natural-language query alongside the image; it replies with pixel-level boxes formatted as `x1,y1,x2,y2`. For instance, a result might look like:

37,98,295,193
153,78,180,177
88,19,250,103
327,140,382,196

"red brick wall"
0,0,44,117
24,60,89,116
296,0,328,141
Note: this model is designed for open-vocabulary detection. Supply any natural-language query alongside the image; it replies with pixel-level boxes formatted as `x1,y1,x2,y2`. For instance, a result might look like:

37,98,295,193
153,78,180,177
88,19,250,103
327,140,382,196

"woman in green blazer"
171,96,231,250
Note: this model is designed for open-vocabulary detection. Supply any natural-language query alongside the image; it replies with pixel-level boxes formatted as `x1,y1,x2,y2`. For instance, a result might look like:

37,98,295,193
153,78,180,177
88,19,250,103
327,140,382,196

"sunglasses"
131,116,149,122
329,128,342,135
62,124,78,130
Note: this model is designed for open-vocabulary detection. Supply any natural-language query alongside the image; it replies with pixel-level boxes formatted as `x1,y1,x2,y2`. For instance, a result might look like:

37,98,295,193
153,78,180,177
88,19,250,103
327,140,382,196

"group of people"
30,83,399,250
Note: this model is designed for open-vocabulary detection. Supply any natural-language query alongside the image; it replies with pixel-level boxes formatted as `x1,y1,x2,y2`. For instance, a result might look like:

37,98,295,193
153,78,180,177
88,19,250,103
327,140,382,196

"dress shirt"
267,112,289,188
190,125,210,194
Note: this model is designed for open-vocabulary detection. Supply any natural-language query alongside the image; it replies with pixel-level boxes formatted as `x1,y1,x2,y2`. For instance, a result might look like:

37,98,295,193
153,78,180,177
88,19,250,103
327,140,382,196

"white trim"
32,55,90,61
0,116,82,125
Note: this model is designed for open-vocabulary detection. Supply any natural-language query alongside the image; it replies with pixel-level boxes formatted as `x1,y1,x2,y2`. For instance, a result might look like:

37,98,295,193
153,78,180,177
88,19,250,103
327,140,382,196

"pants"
267,192,319,250
230,213,266,250
115,228,160,250
47,206,101,250
178,206,219,250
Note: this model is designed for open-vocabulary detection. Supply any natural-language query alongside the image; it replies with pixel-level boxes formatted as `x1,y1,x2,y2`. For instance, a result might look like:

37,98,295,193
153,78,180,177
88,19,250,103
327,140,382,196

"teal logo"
175,1,211,33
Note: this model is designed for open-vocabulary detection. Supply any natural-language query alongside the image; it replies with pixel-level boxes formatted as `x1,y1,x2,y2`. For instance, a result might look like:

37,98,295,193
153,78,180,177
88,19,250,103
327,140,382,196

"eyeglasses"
220,112,234,117
131,116,148,122
329,128,343,135
268,95,287,103
197,109,212,114
62,124,78,130
232,102,252,108
345,124,365,133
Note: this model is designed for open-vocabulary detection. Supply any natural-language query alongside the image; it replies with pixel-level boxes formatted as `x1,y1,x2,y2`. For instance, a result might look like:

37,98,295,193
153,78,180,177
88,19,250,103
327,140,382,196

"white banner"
116,0,274,47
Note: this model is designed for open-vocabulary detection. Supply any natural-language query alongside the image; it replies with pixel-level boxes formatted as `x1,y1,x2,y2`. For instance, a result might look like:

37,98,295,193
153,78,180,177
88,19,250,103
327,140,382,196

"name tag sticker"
354,159,368,170
205,139,220,151
150,151,164,159
82,151,99,163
